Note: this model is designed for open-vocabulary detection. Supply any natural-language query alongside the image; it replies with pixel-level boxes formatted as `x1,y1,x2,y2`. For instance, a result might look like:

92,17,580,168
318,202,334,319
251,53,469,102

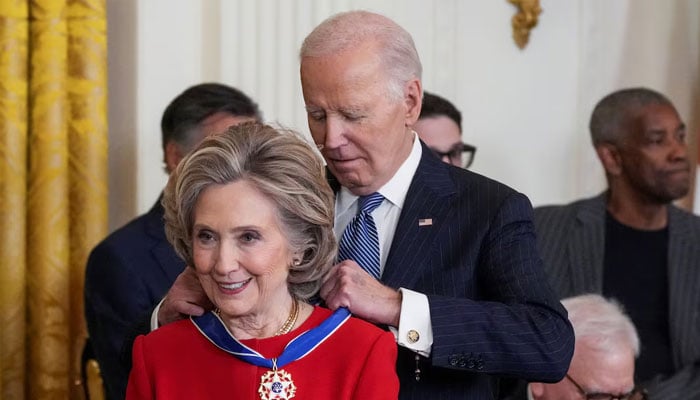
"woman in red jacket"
126,122,398,400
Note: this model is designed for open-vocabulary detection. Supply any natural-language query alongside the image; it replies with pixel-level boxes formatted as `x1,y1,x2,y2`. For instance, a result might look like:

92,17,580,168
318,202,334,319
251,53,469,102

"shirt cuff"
389,287,433,357
150,297,165,331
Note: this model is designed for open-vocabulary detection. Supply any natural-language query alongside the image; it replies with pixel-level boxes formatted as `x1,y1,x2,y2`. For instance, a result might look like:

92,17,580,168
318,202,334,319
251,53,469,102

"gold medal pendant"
258,365,296,400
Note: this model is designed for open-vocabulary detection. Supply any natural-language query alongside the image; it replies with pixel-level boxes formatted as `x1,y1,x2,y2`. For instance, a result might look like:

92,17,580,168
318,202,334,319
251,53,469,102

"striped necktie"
338,192,384,279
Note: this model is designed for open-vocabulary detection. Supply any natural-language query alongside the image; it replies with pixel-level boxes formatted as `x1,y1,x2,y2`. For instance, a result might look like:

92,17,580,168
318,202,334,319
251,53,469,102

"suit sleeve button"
448,355,458,366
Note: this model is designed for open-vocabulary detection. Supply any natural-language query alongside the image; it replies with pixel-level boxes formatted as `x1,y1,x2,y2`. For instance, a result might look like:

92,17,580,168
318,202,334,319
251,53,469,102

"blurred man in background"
84,83,260,400
413,91,476,169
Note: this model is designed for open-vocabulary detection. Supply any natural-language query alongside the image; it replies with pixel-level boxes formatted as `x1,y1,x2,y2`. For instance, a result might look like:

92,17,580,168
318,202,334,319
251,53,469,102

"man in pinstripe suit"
156,11,574,399
301,11,573,399
533,88,700,399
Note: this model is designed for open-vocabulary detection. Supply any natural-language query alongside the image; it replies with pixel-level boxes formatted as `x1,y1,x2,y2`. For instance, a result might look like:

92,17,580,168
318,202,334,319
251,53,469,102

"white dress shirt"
334,133,433,356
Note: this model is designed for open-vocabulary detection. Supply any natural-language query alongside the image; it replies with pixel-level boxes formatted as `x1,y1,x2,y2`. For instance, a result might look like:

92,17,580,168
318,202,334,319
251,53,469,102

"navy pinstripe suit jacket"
534,194,700,400
331,142,575,399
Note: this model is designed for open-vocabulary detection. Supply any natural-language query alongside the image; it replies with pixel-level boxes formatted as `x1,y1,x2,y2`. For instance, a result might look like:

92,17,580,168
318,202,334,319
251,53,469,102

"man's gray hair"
562,294,640,356
300,10,422,100
589,87,673,146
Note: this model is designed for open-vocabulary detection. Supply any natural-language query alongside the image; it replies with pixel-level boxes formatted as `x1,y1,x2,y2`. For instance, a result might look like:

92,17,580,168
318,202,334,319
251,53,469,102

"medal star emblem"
259,369,296,400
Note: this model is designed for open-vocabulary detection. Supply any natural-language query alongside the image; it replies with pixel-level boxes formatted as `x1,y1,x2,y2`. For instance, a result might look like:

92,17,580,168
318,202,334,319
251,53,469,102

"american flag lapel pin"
418,218,433,226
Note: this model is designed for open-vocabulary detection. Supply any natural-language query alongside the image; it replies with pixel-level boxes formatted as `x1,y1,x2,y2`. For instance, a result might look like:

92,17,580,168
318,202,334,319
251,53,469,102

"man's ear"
595,143,623,176
164,142,184,174
404,78,422,126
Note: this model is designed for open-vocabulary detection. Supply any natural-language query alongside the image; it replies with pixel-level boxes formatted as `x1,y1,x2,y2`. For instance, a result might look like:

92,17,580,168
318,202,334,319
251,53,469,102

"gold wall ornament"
509,0,542,49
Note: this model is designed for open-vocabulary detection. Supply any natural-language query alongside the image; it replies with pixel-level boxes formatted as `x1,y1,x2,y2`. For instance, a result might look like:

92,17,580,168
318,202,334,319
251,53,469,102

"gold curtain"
0,0,107,399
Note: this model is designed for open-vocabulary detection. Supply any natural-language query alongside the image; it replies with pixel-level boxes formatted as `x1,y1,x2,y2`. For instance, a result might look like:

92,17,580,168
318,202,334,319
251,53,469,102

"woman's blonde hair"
162,122,337,299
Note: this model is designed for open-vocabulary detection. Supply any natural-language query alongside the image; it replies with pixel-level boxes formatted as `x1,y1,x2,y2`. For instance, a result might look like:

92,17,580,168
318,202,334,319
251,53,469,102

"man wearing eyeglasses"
413,91,477,169
504,294,647,400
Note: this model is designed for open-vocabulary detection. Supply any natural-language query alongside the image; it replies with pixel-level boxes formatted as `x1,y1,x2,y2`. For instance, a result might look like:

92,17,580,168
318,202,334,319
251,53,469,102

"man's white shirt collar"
336,132,422,213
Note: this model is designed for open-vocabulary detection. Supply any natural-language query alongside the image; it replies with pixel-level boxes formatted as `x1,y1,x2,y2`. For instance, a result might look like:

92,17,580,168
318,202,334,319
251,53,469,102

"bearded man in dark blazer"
533,87,700,400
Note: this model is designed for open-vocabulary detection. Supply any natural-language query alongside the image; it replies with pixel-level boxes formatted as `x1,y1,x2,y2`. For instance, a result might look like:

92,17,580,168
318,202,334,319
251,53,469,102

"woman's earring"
292,259,301,266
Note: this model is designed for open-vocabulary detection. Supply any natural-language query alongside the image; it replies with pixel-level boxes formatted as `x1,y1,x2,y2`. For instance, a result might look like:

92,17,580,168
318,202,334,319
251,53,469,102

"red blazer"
126,306,398,399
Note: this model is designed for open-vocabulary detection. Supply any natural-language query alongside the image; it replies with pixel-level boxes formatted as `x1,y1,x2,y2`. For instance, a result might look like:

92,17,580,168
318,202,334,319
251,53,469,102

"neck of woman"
222,296,301,340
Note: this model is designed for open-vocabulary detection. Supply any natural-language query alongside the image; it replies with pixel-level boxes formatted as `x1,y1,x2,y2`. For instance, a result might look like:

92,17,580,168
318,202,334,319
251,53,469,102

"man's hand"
320,260,401,327
158,267,213,326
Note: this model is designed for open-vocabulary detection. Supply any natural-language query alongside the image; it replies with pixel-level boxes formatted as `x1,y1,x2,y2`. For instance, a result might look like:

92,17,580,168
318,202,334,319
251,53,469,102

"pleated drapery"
0,0,107,399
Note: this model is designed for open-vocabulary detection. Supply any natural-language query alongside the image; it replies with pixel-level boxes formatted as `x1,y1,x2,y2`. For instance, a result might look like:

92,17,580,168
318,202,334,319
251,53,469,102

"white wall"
106,0,699,231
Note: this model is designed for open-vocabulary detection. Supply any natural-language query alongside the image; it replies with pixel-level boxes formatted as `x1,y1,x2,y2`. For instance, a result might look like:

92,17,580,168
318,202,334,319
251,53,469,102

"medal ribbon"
191,307,351,369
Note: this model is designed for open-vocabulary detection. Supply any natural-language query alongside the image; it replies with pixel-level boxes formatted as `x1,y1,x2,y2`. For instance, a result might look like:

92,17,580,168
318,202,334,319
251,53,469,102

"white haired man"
528,294,645,400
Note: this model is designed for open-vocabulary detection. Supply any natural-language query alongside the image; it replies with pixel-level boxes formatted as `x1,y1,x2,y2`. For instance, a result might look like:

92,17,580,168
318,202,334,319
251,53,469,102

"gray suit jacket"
534,193,700,400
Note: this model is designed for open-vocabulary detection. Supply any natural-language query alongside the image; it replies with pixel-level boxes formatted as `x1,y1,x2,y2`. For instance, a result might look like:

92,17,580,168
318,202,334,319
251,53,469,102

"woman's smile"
217,278,252,293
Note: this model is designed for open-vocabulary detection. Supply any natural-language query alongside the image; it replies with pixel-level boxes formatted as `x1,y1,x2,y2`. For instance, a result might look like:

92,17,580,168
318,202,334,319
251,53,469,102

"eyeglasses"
565,374,648,400
429,142,477,169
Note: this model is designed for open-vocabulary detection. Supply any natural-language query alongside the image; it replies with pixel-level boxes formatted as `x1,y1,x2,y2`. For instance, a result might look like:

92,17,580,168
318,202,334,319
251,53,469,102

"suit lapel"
145,198,185,283
667,206,700,367
327,147,457,289
569,195,606,293
381,144,456,289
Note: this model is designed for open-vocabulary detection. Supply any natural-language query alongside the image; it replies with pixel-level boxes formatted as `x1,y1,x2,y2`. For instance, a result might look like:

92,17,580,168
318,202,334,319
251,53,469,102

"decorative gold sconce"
509,0,542,49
